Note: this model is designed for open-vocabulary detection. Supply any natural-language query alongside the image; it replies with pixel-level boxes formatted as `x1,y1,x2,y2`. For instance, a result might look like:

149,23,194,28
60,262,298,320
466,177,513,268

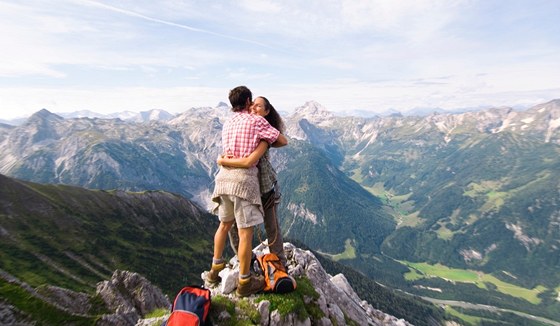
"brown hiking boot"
236,275,265,297
205,262,225,285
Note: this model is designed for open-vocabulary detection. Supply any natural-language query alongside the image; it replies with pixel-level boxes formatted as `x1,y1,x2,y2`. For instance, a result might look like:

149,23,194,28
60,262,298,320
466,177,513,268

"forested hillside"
0,174,217,294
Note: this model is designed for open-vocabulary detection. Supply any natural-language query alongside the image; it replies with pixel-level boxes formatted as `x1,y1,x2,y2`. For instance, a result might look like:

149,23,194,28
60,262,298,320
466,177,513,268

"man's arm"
255,115,287,148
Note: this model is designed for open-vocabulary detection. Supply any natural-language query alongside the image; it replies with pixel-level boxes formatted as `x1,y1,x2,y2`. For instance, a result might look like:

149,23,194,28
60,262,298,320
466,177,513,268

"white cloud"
239,0,282,13
0,1,238,78
0,0,559,120
315,57,355,70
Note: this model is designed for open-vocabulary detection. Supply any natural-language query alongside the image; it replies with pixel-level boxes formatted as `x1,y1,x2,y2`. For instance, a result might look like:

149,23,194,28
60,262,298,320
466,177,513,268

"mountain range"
1,99,559,323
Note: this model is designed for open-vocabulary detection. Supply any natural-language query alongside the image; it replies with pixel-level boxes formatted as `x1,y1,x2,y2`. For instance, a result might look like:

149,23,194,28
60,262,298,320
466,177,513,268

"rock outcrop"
96,270,170,325
0,267,170,326
183,242,413,326
2,244,411,325
284,242,410,325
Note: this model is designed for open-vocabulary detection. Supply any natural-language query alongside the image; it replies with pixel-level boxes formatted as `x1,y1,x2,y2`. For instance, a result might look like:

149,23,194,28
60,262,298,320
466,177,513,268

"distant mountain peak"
138,109,173,122
28,109,63,123
32,108,57,117
537,98,560,111
168,105,230,126
301,100,330,113
216,101,229,109
291,101,334,122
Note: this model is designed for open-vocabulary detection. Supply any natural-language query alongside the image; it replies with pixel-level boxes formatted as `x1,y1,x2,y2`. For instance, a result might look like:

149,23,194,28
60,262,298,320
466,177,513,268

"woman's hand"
217,154,234,166
218,141,267,168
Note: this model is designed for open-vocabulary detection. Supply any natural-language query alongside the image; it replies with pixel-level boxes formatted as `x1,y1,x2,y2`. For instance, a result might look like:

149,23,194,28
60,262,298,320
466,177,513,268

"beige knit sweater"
211,166,263,215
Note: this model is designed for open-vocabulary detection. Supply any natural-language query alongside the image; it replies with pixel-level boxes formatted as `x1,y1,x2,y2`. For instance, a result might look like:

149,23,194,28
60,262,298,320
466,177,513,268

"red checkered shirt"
222,110,279,165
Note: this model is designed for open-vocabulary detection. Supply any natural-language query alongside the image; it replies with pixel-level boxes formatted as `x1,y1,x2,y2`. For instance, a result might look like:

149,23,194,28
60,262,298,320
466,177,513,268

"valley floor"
421,296,560,326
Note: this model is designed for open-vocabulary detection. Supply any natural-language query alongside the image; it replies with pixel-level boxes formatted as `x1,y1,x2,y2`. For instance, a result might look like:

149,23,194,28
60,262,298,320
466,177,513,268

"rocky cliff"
1,242,414,326
143,242,413,326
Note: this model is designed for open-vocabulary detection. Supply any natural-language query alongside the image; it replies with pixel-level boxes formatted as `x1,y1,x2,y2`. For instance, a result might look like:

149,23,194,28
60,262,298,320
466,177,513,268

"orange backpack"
255,253,297,293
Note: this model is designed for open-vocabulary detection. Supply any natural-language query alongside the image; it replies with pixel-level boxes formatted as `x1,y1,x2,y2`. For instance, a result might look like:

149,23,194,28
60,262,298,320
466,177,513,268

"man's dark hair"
229,86,252,112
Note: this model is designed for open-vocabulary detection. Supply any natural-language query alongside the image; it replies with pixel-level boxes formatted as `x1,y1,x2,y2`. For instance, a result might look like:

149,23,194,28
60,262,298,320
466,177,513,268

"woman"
217,96,287,267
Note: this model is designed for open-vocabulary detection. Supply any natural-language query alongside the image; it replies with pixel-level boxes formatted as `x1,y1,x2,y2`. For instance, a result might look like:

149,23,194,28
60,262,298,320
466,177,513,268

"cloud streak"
76,0,275,49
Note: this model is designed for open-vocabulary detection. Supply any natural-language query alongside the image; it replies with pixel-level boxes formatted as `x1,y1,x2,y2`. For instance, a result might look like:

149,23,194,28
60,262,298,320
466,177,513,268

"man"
206,86,287,297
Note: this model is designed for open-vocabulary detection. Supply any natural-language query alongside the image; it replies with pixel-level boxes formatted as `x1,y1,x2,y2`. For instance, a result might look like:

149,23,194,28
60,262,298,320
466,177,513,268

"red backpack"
162,285,211,326
255,253,297,293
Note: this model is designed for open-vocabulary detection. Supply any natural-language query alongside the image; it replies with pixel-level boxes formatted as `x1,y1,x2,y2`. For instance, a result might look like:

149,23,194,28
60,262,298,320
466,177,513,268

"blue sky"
1,0,559,119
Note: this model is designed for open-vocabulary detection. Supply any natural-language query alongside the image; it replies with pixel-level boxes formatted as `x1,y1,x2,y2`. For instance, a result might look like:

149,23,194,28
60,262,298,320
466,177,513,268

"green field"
320,239,357,261
445,306,482,325
402,261,546,304
356,181,423,228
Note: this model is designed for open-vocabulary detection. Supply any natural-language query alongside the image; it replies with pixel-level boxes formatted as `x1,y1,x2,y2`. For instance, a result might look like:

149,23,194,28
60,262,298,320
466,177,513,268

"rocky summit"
1,242,413,326
186,242,412,326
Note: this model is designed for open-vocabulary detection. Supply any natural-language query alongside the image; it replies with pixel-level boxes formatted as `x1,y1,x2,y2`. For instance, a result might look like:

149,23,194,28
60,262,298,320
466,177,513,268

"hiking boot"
205,262,225,285
236,275,265,297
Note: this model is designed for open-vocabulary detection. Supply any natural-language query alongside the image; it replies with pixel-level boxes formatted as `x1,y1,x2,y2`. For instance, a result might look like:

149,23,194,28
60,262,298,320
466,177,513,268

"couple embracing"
206,85,288,297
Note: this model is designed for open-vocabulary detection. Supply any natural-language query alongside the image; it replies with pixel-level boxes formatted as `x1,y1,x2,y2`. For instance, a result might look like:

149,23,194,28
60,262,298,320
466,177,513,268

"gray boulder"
96,270,170,326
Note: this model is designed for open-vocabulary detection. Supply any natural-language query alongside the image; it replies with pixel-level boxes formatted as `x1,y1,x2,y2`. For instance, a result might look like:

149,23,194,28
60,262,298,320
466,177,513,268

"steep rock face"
284,243,411,326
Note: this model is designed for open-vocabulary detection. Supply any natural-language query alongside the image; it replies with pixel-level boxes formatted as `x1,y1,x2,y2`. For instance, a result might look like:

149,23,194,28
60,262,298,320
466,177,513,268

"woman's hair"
229,86,252,112
258,96,285,133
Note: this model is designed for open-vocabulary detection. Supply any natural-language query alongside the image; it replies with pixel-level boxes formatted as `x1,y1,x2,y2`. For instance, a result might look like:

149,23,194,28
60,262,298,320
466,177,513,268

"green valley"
401,261,548,305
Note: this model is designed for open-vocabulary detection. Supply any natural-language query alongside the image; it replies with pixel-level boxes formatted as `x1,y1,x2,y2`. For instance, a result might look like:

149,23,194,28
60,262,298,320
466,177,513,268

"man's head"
229,86,252,112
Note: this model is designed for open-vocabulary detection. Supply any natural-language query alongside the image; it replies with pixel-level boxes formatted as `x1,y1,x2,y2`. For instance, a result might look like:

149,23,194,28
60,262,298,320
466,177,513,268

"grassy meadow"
402,261,547,305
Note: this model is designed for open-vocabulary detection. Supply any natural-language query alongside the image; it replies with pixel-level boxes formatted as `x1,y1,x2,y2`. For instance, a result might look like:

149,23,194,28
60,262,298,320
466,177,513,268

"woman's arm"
271,133,288,148
218,140,268,168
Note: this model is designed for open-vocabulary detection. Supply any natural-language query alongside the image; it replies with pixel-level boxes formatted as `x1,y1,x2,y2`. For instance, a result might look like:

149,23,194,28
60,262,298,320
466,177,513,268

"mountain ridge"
0,173,217,293
1,99,559,322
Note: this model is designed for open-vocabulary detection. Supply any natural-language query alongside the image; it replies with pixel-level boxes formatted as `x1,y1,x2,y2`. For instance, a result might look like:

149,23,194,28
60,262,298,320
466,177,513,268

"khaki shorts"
217,195,263,228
